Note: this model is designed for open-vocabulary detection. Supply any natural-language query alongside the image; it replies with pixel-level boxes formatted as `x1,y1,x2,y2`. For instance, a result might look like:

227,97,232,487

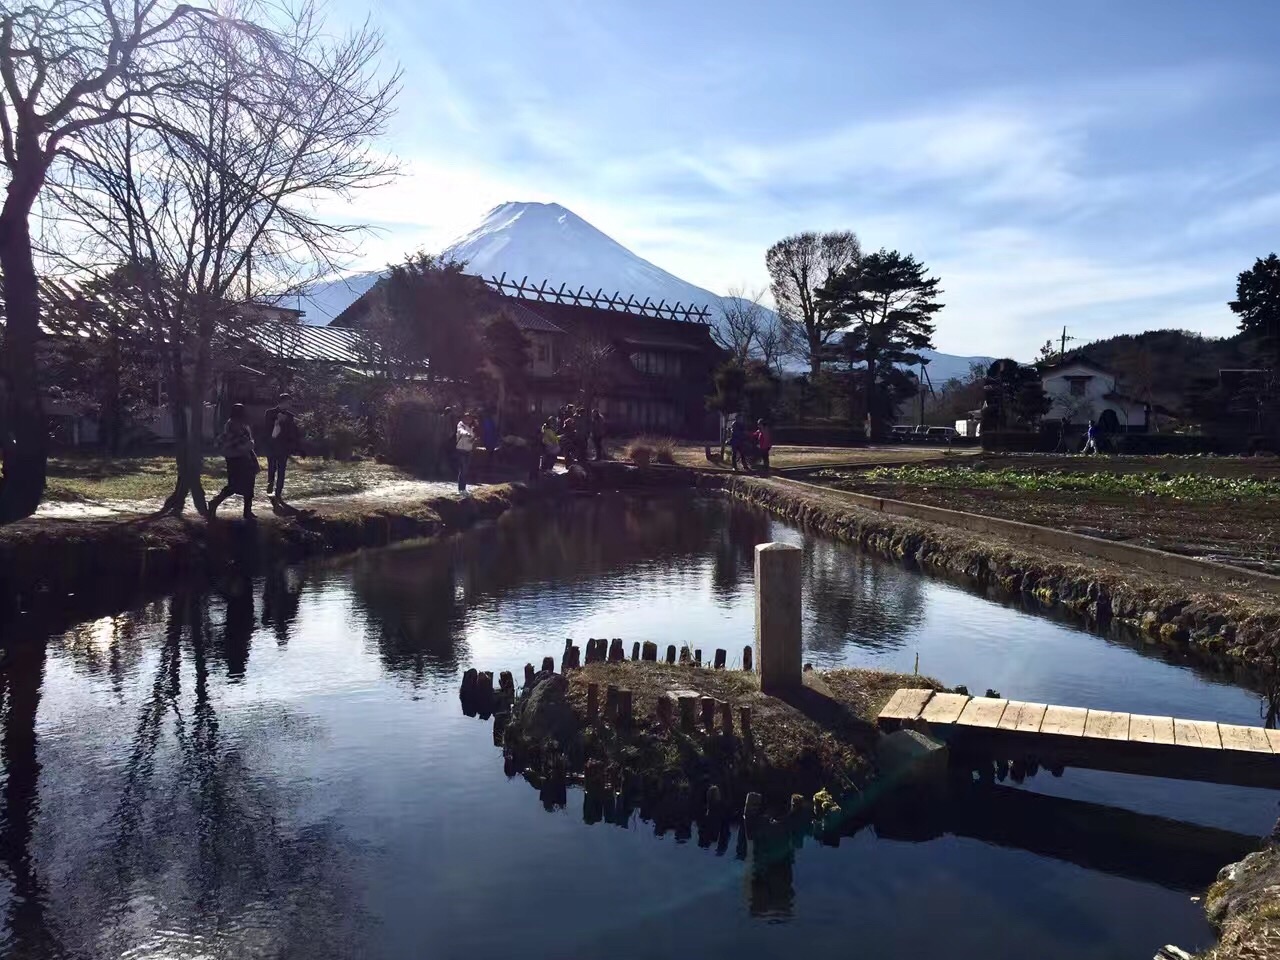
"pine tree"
818,250,943,438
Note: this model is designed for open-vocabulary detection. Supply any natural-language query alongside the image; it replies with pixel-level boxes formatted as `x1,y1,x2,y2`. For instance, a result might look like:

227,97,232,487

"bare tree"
559,338,613,410
765,230,860,377
0,0,227,520
57,2,399,513
714,285,767,363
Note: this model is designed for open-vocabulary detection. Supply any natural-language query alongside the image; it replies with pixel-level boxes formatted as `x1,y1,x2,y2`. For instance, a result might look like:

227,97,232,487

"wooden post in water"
498,671,515,698
666,645,677,664
608,639,624,663
739,705,753,742
524,663,535,687
605,685,620,721
587,683,599,721
742,646,753,672
700,696,715,733
754,542,802,694
679,647,692,665
720,700,734,736
631,642,641,661
656,696,674,727
714,649,726,670
541,656,555,674
460,668,478,699
642,641,658,662
694,649,702,666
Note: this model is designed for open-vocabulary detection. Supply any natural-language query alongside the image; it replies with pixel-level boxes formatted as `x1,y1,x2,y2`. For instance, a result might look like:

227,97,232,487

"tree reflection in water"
351,494,760,688
0,581,364,959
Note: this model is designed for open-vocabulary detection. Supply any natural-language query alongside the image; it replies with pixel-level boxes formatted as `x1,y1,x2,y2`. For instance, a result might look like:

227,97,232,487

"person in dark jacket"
208,403,259,519
262,393,300,502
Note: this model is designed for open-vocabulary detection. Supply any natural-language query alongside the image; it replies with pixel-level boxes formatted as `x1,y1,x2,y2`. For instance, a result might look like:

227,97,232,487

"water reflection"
3,495,1274,958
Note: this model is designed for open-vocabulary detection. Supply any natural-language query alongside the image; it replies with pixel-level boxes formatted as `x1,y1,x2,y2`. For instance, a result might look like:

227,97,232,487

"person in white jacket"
455,412,477,493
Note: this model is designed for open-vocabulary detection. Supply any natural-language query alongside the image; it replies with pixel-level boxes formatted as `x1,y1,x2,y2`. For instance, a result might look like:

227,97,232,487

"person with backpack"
208,403,260,520
262,393,300,502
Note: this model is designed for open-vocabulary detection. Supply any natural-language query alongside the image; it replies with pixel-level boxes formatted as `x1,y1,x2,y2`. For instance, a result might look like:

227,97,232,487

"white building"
1040,358,1149,433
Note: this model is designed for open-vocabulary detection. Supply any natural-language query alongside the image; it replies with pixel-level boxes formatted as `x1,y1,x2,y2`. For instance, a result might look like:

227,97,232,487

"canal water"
2,493,1274,959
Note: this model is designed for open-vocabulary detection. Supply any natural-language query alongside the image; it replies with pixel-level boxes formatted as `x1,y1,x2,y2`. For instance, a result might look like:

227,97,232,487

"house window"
631,351,681,377
1068,377,1087,397
536,344,548,362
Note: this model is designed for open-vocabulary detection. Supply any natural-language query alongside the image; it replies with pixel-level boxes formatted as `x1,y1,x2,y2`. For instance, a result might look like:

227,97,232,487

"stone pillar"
754,542,802,693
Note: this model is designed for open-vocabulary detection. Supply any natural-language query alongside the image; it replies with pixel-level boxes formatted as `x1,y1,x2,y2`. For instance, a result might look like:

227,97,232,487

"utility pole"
1059,325,1076,360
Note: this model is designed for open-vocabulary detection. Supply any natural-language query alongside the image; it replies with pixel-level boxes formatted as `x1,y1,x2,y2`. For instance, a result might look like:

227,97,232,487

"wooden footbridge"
878,688,1280,789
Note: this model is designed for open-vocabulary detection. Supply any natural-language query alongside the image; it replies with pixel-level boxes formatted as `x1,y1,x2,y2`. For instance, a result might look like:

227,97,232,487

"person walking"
208,403,260,520
753,419,774,472
262,393,300,502
455,411,477,493
729,416,748,472
591,409,607,461
1083,419,1099,455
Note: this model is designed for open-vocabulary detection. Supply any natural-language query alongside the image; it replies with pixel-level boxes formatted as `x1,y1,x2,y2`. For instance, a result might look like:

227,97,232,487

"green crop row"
844,465,1280,502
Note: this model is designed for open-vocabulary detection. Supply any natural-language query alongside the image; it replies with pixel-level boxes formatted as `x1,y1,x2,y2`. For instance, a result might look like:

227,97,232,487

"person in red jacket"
753,419,773,471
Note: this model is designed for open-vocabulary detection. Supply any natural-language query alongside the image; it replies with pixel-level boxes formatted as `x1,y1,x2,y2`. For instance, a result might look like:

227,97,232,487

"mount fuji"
295,200,991,381
296,200,726,326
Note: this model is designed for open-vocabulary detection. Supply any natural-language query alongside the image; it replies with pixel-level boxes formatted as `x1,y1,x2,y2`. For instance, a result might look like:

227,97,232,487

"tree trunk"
161,338,192,514
185,333,210,514
0,206,48,522
808,334,822,378
864,355,879,441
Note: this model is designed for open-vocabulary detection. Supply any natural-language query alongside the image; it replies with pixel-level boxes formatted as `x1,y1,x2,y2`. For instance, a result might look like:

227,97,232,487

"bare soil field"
811,454,1280,573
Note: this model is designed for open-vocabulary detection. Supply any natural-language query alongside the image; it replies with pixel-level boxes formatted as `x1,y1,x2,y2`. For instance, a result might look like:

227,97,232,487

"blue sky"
320,0,1280,358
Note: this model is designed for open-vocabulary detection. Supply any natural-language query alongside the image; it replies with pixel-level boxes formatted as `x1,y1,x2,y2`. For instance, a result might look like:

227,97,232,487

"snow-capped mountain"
296,201,724,325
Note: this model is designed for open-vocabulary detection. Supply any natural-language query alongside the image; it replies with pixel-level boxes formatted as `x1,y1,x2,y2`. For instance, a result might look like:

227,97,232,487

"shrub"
628,435,677,465
380,387,446,469
297,409,366,460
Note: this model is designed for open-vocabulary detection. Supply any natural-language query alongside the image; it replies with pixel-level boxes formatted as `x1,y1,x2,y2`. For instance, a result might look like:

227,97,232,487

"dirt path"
33,477,480,520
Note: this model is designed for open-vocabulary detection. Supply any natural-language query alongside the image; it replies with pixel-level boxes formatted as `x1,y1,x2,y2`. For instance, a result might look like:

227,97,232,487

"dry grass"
45,453,417,506
562,661,940,796
1201,846,1280,960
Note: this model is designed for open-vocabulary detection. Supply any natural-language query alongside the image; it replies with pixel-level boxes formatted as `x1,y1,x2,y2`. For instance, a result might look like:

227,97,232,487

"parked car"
913,425,931,442
926,426,959,444
890,425,915,442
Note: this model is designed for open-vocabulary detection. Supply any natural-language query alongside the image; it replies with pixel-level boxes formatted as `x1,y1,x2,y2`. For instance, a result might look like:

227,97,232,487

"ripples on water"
1,493,1275,959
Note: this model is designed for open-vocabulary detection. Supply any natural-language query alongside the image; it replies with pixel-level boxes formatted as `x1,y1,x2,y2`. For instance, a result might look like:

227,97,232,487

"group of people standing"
532,405,607,477
208,393,301,519
728,416,773,472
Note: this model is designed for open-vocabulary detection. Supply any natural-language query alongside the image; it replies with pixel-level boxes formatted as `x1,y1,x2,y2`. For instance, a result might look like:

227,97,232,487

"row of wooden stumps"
459,637,755,712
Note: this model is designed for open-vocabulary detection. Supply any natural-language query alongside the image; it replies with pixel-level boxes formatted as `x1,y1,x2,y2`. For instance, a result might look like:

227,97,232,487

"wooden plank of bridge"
1219,723,1273,754
1174,718,1222,750
1128,714,1176,746
879,688,935,724
1267,729,1280,754
1085,710,1130,741
920,692,971,725
998,701,1048,733
1039,705,1088,737
957,697,1008,729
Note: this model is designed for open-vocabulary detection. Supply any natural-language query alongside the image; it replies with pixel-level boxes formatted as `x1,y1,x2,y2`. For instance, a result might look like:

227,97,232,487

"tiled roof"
501,300,565,334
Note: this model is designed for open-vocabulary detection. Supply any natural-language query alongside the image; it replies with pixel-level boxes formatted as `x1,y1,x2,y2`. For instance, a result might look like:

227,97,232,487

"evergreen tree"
818,249,943,438
1230,253,1280,368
